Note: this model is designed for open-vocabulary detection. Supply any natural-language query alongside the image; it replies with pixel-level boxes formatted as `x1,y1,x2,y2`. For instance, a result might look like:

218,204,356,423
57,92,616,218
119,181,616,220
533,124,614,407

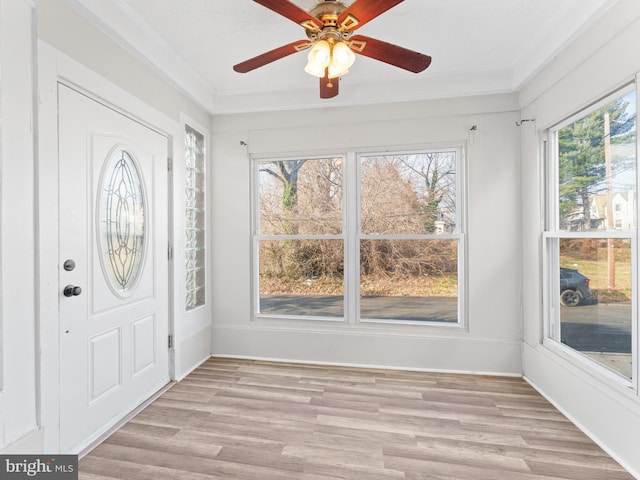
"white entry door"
58,84,170,452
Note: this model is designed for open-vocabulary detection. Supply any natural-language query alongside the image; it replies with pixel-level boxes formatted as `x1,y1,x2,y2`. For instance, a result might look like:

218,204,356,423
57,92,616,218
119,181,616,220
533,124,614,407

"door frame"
37,41,179,453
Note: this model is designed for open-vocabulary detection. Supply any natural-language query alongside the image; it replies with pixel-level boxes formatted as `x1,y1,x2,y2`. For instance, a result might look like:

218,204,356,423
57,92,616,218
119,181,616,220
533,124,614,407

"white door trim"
37,41,179,453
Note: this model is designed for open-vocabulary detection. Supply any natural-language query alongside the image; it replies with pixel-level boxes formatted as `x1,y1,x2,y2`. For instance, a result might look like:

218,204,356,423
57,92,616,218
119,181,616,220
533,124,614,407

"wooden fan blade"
253,0,323,30
337,0,404,31
350,35,431,73
234,40,312,73
320,71,339,99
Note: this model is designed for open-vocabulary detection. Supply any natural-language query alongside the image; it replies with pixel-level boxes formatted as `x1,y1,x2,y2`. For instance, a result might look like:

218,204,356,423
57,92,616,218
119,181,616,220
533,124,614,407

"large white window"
545,84,637,385
253,147,464,324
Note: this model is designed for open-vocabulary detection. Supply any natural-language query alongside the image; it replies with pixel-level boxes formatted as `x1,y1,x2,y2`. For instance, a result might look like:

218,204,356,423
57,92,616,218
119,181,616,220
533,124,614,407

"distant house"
590,191,636,230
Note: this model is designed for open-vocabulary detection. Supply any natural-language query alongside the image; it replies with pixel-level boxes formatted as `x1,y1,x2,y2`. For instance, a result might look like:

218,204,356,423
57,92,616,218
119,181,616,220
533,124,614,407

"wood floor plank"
104,430,223,460
526,460,634,480
90,443,301,480
133,465,229,480
414,435,627,471
79,358,634,480
521,433,610,456
282,443,385,470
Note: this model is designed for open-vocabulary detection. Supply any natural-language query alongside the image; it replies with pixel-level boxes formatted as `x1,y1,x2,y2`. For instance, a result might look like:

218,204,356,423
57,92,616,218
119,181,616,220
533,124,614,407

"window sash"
543,81,639,390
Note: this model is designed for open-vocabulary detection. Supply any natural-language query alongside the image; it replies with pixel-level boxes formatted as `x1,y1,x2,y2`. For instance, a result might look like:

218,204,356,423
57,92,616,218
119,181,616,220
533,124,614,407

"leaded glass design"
98,149,146,295
185,125,206,310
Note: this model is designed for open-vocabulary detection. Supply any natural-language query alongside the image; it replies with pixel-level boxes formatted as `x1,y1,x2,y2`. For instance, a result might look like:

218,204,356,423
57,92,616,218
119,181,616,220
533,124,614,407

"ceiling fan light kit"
233,0,432,99
304,39,355,78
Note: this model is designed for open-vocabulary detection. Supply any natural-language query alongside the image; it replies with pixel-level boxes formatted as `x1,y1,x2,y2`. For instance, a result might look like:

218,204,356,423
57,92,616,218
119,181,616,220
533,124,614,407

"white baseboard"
210,353,523,378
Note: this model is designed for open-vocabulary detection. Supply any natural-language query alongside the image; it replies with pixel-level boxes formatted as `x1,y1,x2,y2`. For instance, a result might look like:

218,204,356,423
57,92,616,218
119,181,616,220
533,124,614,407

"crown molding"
65,0,216,114
511,0,619,89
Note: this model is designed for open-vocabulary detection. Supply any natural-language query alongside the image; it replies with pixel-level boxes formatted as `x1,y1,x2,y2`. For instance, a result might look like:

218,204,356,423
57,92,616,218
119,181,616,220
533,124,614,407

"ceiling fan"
233,0,432,99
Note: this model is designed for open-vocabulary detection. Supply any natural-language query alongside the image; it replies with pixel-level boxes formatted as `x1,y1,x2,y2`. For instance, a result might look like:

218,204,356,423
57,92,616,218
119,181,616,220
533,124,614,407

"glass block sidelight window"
545,84,637,383
185,124,206,310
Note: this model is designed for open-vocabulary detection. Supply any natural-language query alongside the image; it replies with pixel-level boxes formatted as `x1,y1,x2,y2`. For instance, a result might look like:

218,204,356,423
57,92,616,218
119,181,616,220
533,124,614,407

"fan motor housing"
309,1,346,27
306,0,353,41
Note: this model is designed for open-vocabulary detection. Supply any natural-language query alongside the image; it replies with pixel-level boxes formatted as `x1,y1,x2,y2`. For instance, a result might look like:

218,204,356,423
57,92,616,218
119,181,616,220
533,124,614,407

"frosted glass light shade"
304,40,331,78
328,41,355,78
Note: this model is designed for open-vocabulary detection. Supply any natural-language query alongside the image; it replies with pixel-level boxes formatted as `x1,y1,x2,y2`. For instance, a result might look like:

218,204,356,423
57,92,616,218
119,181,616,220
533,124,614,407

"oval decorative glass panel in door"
97,149,147,296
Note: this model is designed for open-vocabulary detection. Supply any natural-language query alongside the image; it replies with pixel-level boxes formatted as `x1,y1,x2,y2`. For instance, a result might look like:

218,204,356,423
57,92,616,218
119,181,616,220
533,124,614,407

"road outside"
561,302,631,378
260,295,457,322
561,302,631,352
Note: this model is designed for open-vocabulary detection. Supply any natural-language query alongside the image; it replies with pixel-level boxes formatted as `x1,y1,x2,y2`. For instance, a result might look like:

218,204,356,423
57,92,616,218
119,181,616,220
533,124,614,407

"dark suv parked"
560,267,592,306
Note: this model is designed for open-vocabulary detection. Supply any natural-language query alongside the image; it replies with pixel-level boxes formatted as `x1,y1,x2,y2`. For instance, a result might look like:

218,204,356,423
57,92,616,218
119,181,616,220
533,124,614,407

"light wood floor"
80,358,634,479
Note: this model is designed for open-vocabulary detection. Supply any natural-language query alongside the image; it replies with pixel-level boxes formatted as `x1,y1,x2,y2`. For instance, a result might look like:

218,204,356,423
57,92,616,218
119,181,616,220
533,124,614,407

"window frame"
543,81,639,392
251,144,467,327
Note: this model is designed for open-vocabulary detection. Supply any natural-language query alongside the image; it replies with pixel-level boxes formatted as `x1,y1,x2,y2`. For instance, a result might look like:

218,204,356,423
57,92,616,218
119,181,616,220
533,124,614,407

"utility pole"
604,112,615,289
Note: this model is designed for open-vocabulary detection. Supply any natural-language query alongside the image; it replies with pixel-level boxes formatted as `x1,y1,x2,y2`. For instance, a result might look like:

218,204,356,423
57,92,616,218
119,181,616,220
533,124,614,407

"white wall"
0,0,40,452
520,0,640,476
211,94,523,375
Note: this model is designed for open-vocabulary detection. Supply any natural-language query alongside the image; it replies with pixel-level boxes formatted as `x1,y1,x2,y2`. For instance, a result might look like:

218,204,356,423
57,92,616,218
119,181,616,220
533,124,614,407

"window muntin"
185,124,206,310
546,85,637,383
254,148,464,324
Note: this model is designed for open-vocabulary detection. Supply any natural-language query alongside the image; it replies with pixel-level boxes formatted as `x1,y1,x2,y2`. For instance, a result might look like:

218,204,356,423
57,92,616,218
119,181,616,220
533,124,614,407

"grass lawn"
261,273,458,297
561,256,631,303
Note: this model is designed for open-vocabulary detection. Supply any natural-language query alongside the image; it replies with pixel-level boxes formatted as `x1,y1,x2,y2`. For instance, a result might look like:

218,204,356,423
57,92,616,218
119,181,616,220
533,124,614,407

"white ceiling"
71,0,617,114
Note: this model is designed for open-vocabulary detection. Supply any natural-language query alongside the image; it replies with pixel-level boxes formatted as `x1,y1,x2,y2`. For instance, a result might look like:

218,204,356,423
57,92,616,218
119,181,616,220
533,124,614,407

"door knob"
63,285,82,297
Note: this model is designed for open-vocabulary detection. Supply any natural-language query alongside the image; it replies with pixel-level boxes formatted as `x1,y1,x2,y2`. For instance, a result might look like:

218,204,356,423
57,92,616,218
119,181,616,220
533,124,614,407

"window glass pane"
360,239,458,322
259,239,344,317
98,149,146,296
258,158,343,235
558,238,631,379
558,90,637,231
185,124,205,311
361,152,456,235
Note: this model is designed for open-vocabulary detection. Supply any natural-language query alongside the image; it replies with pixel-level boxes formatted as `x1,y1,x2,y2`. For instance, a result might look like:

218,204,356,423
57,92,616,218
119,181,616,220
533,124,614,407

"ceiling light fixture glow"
304,39,331,77
305,39,355,79
328,41,355,78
